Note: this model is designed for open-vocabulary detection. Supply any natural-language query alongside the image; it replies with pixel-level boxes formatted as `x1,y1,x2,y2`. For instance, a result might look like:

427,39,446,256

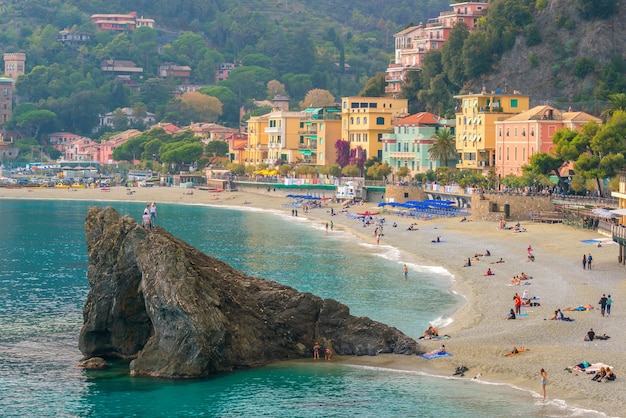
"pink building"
91,129,143,165
494,106,601,177
386,2,488,96
48,132,88,156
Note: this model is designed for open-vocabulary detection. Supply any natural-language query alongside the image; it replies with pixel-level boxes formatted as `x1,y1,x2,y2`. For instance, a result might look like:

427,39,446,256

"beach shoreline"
2,185,624,417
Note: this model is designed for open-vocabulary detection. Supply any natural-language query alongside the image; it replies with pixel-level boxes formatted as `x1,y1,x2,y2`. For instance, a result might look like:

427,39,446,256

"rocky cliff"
79,207,418,378
466,0,626,103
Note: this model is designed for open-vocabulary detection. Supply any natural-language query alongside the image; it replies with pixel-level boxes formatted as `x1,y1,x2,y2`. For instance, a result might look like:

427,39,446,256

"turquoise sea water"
0,198,604,417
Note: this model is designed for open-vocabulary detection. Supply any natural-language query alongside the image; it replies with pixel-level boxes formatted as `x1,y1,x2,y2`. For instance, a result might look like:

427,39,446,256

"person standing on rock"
150,202,157,226
142,209,152,230
313,342,321,360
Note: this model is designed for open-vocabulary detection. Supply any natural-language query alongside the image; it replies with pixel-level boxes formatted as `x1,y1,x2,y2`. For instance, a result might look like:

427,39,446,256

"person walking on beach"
606,294,612,316
582,254,587,270
403,264,408,279
599,294,608,317
587,253,593,270
540,368,547,401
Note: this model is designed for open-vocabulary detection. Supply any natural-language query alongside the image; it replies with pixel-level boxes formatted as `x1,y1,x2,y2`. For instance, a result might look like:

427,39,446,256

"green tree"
206,140,229,161
359,72,386,97
341,164,360,177
199,86,239,126
441,22,469,89
428,128,456,167
600,93,626,120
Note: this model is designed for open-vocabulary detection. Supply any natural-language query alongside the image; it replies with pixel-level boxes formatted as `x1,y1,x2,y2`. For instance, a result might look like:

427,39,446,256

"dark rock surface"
79,206,418,378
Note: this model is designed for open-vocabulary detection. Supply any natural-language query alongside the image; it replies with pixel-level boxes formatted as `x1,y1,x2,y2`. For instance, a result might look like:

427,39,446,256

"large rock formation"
79,207,418,378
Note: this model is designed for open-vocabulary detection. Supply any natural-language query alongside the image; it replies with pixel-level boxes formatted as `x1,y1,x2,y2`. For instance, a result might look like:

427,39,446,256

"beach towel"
420,352,453,360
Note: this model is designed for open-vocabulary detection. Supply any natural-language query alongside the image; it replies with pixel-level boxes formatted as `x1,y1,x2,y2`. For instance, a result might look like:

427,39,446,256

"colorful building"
299,107,342,166
454,90,530,172
91,12,155,32
341,96,408,161
386,2,488,96
494,106,601,177
245,114,269,166
381,112,455,175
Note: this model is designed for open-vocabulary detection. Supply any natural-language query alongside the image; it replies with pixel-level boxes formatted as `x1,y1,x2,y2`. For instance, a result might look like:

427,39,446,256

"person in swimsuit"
540,368,547,401
313,342,321,360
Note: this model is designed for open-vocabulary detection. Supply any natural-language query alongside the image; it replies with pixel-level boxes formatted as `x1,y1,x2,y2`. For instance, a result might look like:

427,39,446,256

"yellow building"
245,114,269,165
264,109,310,165
611,172,626,265
301,107,342,166
341,97,408,161
454,90,529,172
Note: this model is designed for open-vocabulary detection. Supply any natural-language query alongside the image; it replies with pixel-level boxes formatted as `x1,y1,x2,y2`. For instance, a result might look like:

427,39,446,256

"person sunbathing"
510,276,521,285
505,309,516,320
591,367,607,381
548,310,559,320
504,346,525,356
491,258,505,264
604,368,616,381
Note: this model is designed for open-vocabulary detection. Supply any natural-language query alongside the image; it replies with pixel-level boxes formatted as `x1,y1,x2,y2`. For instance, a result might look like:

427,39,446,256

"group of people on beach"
582,253,594,270
312,342,332,361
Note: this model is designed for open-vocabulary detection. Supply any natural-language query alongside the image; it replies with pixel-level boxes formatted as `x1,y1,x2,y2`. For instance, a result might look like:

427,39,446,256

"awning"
610,208,626,216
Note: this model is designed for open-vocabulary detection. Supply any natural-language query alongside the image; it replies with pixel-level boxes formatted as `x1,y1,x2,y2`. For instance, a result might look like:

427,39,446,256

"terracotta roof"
502,105,561,122
394,112,441,126
561,111,602,123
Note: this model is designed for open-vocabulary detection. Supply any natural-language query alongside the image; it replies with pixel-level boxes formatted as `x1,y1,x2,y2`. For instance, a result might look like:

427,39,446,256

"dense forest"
1,0,625,149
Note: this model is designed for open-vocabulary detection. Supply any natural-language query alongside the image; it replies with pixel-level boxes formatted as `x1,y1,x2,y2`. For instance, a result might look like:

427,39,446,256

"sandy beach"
2,185,624,416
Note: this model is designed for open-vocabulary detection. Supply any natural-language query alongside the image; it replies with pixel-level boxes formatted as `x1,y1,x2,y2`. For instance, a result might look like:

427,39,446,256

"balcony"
297,128,317,135
299,142,317,149
267,142,282,149
388,152,415,159
264,126,281,134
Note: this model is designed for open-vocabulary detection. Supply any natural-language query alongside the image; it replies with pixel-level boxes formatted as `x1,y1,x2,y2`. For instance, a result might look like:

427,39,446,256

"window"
514,127,517,136
378,133,383,142
531,127,535,136
363,117,367,124
357,117,361,125
498,128,502,137
369,103,377,108
364,133,368,142
350,117,354,125
511,99,518,108
376,117,385,125
522,148,526,161
514,147,517,160
319,152,323,161
522,128,526,136
506,128,510,136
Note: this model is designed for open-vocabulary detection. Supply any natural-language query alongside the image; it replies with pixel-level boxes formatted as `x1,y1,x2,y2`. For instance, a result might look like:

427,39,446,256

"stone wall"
383,185,427,203
471,194,554,222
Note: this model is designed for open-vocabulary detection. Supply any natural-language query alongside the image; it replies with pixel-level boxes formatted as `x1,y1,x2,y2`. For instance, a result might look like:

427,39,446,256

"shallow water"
0,199,605,417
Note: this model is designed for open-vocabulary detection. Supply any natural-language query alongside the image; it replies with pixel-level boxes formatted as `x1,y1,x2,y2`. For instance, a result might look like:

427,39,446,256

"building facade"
341,96,408,161
385,2,488,96
91,12,155,31
245,114,269,166
0,77,14,124
454,90,530,172
3,53,26,80
300,107,342,166
494,106,601,177
382,112,456,176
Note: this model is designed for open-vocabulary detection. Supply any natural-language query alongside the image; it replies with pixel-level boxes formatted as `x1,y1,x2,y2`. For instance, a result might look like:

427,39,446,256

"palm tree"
428,128,457,168
601,93,626,119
